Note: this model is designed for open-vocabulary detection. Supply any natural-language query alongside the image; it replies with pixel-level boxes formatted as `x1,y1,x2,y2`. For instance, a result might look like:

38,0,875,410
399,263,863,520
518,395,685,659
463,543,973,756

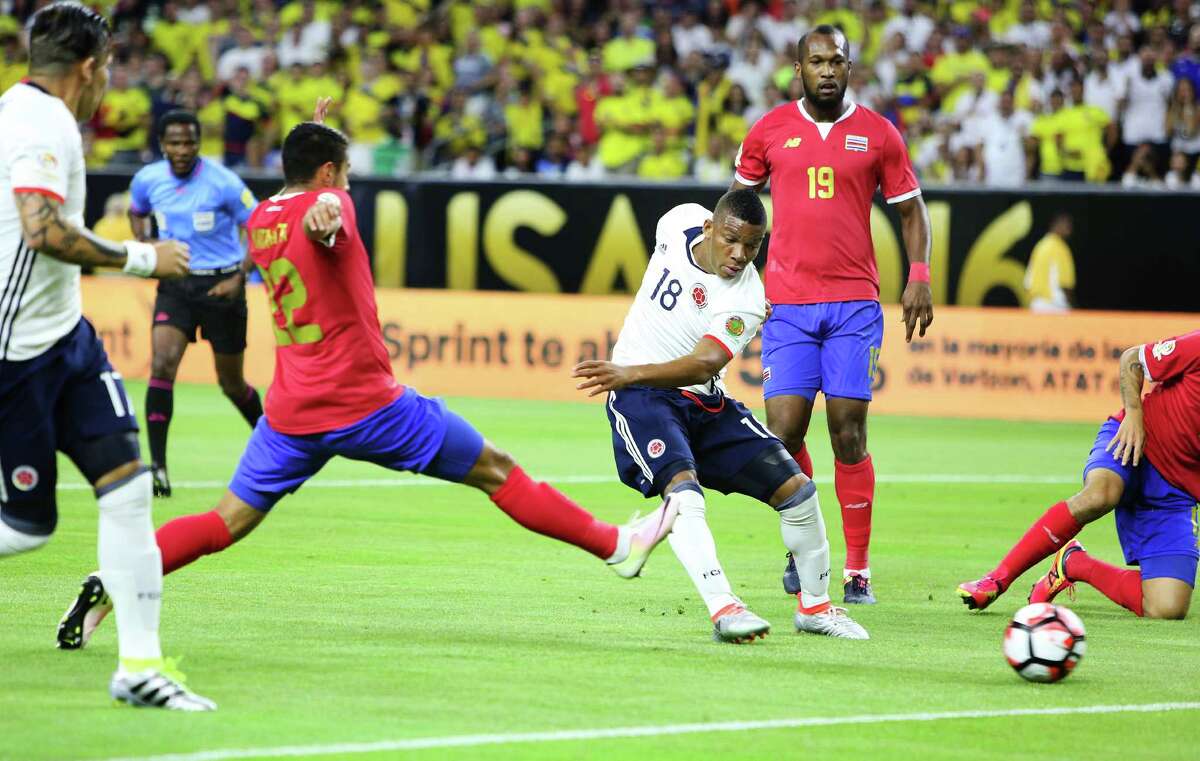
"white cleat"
608,497,680,579
110,668,217,711
712,604,771,644
794,606,870,640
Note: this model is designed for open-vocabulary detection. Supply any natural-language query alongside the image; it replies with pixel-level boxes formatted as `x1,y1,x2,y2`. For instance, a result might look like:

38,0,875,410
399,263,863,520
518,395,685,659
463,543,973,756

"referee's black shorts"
152,267,248,354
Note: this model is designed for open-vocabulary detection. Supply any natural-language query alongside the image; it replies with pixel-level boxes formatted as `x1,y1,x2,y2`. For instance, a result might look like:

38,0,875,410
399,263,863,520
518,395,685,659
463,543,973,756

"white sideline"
57,473,1080,491
94,702,1200,761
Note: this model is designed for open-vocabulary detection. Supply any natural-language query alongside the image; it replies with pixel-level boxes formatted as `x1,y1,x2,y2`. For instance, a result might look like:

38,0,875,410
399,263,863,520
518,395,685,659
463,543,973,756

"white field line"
57,473,1080,491
93,702,1200,761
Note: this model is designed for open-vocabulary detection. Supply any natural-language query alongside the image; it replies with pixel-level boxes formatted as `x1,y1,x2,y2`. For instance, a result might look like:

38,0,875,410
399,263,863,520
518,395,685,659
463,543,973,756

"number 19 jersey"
611,203,766,395
246,188,402,435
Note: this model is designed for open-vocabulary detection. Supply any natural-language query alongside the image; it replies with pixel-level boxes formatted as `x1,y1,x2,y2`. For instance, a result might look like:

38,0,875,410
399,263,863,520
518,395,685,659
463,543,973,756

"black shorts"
606,386,789,500
153,271,248,354
0,319,138,534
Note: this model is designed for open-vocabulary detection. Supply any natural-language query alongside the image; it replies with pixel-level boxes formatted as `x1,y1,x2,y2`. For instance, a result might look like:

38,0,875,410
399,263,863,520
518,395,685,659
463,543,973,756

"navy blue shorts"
1083,418,1199,584
606,386,787,500
761,301,883,401
229,389,485,511
0,319,138,534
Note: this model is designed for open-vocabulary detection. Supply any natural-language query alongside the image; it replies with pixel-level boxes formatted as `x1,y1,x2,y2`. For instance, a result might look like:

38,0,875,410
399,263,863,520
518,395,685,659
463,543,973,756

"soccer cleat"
957,574,1003,611
151,465,171,498
607,497,679,579
781,552,802,595
794,606,869,639
712,602,770,644
843,572,876,604
110,664,216,711
1028,540,1083,604
57,573,112,650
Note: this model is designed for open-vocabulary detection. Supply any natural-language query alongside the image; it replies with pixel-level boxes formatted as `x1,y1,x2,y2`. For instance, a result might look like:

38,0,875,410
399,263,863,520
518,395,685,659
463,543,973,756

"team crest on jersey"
691,284,708,309
725,316,746,337
845,135,869,152
39,152,58,169
11,466,38,492
647,439,666,459
1152,340,1176,361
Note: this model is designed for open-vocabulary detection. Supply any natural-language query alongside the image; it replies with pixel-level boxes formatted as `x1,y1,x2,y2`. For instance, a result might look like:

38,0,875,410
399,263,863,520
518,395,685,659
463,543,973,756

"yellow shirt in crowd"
1024,232,1076,306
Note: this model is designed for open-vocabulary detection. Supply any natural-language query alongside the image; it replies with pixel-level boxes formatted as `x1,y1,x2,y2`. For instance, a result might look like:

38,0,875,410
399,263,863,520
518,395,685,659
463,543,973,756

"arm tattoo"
1118,350,1145,412
16,192,127,267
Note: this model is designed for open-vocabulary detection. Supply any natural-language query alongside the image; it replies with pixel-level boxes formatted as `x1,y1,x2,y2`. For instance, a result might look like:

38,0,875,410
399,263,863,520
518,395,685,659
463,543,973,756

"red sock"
792,444,814,479
1065,549,1145,616
490,466,618,559
991,501,1081,590
834,455,874,571
156,510,233,574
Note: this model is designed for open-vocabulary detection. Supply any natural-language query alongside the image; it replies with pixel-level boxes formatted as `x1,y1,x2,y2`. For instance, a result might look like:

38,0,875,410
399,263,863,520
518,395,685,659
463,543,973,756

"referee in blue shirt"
129,110,262,496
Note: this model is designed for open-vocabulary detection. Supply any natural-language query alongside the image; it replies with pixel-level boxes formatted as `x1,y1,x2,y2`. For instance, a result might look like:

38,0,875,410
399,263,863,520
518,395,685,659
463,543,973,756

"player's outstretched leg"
659,475,769,643
58,491,261,650
776,477,868,639
458,440,676,576
957,469,1121,611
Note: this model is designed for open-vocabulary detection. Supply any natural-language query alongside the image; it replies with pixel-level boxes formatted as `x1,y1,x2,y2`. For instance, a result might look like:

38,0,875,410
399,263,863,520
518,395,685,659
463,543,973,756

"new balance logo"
1043,526,1061,544
783,137,802,148
844,502,870,510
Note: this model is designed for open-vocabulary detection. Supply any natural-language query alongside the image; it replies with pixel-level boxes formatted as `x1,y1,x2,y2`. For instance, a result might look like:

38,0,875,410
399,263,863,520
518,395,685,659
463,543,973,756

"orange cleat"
1028,540,1083,604
957,575,1003,611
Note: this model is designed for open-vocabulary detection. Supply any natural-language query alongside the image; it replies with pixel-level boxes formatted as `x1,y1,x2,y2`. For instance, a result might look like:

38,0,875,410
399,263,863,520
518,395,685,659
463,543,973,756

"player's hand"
151,240,189,279
207,272,244,300
1106,409,1145,467
764,299,774,321
901,280,933,342
303,196,343,243
572,360,633,397
313,97,333,124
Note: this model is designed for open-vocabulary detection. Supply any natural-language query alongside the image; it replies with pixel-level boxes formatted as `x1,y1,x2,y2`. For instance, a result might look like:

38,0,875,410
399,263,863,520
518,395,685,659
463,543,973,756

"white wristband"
122,240,157,277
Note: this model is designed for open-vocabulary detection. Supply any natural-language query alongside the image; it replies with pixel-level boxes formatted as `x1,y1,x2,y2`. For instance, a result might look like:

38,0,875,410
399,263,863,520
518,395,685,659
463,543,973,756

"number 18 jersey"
246,188,402,435
612,203,766,395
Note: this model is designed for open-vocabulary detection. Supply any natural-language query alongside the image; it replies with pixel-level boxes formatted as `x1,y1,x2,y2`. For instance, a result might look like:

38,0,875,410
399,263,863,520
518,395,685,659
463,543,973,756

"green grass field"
2,382,1197,761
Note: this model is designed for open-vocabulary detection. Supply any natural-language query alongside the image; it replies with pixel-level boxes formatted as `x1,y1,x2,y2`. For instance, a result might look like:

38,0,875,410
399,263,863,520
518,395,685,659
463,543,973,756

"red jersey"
1115,330,1200,500
246,188,402,435
734,100,920,305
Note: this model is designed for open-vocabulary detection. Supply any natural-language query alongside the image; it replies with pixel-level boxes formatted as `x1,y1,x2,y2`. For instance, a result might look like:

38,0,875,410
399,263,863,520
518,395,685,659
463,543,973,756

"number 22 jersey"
611,203,765,396
246,188,402,435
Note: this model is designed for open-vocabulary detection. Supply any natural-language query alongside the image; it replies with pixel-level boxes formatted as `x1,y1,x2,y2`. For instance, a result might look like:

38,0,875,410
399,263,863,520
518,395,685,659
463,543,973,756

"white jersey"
0,82,86,361
612,203,766,395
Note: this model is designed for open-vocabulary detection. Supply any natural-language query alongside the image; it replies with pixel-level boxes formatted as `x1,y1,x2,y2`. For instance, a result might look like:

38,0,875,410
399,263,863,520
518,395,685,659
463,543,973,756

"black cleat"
57,574,111,650
843,573,877,605
782,552,802,595
151,465,171,498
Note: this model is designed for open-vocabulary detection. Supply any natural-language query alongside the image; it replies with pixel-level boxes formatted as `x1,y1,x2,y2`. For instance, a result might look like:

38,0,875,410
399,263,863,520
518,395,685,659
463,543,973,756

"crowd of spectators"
4,0,1200,188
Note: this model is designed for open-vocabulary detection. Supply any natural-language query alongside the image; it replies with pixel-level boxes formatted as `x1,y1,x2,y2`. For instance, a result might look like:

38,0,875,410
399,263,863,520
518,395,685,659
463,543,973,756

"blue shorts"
1083,418,1199,584
0,319,138,534
761,301,884,402
230,390,485,511
606,386,792,501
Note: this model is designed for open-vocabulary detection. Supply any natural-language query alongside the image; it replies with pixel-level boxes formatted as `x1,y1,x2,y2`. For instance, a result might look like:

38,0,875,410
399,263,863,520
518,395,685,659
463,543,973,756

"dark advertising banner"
85,172,1199,312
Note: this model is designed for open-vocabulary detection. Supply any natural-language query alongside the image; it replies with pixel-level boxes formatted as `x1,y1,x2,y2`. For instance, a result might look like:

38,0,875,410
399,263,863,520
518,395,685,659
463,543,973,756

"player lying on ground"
959,331,1200,619
573,190,867,642
2,4,212,710
58,108,677,652
730,25,933,606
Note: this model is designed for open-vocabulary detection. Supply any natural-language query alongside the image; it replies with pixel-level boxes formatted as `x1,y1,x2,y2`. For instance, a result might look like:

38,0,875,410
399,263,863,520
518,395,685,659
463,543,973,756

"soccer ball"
1003,603,1087,683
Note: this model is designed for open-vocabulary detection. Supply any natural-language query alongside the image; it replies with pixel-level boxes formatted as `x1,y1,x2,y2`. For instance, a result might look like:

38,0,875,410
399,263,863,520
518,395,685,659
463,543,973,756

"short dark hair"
282,122,349,185
797,24,849,61
157,109,201,139
714,189,766,227
28,2,111,73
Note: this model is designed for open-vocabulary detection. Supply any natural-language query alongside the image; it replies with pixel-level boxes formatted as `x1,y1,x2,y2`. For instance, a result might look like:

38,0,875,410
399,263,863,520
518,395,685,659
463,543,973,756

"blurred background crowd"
4,0,1200,188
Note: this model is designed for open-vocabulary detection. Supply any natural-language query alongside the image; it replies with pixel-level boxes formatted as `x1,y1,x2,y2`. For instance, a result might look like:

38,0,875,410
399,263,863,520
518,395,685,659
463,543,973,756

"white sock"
665,486,737,618
0,520,50,556
778,481,831,611
97,469,163,665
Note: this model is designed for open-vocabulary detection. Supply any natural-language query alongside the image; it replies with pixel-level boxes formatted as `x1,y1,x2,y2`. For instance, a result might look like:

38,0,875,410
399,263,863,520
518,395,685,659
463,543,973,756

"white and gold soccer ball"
1003,603,1087,683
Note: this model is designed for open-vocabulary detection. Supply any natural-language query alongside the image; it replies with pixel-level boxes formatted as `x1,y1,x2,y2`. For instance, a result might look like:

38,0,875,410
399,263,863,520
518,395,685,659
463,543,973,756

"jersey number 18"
649,267,683,311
